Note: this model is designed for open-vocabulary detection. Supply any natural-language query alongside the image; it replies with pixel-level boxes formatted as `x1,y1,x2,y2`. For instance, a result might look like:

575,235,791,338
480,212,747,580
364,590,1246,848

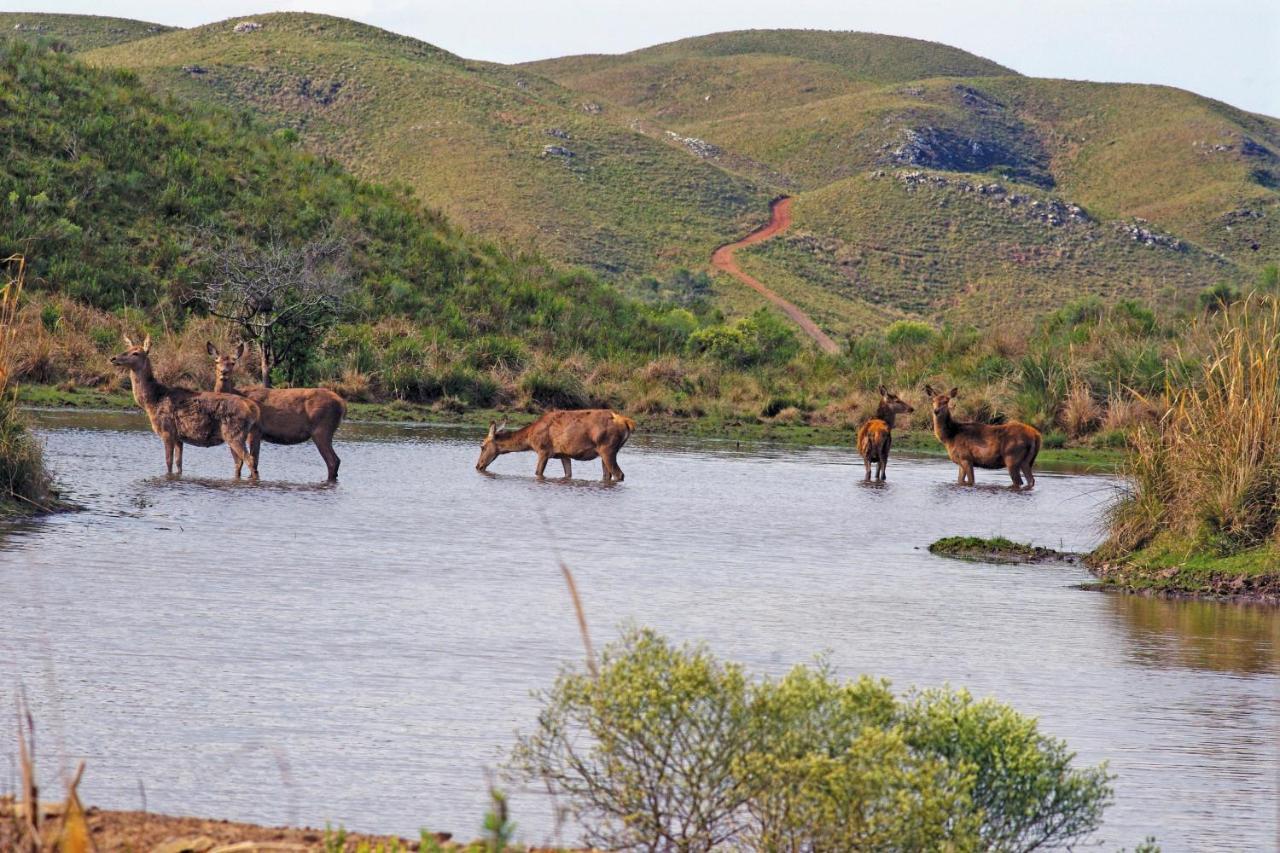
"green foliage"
519,368,591,410
687,309,800,367
513,628,1112,852
884,319,936,348
482,787,516,852
0,392,53,515
1198,282,1241,314
900,688,1113,851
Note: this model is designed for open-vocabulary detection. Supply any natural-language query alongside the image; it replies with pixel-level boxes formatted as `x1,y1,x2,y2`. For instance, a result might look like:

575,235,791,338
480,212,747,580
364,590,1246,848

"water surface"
1,411,1276,850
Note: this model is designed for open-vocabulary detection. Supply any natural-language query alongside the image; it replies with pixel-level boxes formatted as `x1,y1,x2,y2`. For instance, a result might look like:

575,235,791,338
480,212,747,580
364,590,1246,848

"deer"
475,409,637,481
110,334,261,479
856,386,914,481
924,385,1041,488
206,342,348,481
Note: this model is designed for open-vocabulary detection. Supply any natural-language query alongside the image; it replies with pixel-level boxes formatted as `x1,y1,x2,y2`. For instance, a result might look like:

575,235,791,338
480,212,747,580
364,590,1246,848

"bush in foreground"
512,628,1112,851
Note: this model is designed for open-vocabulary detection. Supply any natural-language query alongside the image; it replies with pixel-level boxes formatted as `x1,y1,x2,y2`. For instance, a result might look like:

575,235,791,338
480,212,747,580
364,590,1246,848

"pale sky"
17,0,1280,116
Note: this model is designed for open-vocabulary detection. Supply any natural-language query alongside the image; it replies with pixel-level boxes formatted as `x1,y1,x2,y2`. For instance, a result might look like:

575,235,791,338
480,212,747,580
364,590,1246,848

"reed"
0,255,53,514
1102,294,1280,559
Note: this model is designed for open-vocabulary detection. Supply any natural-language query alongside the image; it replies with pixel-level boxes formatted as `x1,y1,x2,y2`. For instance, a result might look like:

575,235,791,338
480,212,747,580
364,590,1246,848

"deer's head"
878,385,914,415
924,384,959,418
110,334,152,370
206,341,247,386
475,420,508,471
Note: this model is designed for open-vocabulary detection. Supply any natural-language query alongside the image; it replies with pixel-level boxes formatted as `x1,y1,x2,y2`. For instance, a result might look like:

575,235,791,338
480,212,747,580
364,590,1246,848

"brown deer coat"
475,409,637,481
925,385,1041,488
856,387,914,481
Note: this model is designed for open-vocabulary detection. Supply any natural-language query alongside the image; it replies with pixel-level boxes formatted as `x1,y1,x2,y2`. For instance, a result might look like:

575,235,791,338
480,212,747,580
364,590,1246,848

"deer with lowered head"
110,334,261,478
856,385,914,481
207,342,348,480
924,385,1041,488
475,409,637,481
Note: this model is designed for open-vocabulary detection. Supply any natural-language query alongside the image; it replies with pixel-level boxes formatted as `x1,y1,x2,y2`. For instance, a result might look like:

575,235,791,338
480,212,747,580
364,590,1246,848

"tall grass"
1102,294,1280,559
0,255,53,515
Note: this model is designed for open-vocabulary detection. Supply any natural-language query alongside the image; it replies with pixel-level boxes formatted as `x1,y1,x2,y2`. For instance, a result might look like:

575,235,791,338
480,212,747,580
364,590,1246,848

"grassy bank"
1092,293,1280,601
928,536,1078,564
0,256,54,518
16,382,1123,470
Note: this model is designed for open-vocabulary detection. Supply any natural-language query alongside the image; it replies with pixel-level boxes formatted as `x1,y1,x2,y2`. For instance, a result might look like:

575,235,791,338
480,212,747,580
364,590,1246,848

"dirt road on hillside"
710,197,840,354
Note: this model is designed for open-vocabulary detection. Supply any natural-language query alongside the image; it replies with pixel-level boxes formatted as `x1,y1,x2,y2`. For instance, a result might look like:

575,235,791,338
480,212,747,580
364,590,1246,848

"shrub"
1103,294,1280,557
519,367,591,409
513,630,1113,852
687,309,799,367
1198,282,1240,314
884,319,936,348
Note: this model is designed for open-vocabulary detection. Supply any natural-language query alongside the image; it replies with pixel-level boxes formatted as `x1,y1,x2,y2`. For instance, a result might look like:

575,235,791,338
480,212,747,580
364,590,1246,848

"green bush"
513,629,1113,852
1198,282,1240,314
520,368,591,409
884,319,936,348
687,309,799,367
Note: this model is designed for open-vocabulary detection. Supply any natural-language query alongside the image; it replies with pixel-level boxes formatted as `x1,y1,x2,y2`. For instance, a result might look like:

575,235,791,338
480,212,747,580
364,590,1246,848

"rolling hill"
0,12,176,51
29,14,1280,342
82,13,771,280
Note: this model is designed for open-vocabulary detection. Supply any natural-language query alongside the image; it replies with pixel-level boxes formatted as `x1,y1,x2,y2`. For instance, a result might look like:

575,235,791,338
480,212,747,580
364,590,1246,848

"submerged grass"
928,536,1074,564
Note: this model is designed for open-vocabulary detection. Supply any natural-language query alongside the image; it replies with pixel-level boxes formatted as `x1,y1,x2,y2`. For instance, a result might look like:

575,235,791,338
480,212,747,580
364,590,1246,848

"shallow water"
1,410,1277,850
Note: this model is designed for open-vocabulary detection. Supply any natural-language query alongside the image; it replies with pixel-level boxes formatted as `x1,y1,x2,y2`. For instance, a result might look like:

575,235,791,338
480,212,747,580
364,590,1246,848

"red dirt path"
710,197,840,354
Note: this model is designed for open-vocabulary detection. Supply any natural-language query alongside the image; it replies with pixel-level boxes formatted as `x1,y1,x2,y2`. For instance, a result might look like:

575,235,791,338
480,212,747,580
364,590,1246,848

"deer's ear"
206,341,219,357
498,420,508,433
123,333,134,349
235,341,247,360
924,384,935,397
948,387,959,399
141,334,152,353
878,384,887,396
486,421,497,439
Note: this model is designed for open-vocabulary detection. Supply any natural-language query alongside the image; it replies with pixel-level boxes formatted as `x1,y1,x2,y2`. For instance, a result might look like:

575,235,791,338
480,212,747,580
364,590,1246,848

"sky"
21,0,1280,115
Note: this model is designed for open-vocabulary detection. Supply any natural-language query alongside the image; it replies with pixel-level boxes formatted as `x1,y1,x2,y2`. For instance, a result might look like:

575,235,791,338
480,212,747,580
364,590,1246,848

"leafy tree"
513,630,1113,852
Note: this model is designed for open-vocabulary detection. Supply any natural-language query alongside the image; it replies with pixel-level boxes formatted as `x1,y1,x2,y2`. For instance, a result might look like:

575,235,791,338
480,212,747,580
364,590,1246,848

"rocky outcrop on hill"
665,131,721,159
883,170,1090,228
1114,219,1185,251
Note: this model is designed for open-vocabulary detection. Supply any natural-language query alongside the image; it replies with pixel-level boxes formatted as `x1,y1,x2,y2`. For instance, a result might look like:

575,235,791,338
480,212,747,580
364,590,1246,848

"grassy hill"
0,12,176,51
82,13,772,280
29,14,1280,342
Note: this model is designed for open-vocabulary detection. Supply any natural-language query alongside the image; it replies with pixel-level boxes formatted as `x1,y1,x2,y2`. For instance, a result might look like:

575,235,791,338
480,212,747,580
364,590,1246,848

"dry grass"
1061,383,1103,438
1104,294,1280,557
0,256,54,513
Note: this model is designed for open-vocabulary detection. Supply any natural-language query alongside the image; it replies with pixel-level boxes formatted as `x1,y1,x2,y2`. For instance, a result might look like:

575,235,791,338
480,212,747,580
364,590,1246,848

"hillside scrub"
511,628,1113,852
1095,292,1280,593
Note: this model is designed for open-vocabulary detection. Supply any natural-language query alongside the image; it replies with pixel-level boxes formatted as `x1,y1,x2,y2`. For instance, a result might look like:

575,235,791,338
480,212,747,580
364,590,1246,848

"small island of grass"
928,536,1076,565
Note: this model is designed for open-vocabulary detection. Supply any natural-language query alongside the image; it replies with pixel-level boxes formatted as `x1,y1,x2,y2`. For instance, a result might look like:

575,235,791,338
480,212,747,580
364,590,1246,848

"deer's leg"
1022,450,1036,489
966,463,977,485
1007,458,1024,489
535,452,550,479
600,446,623,482
163,436,175,475
314,430,339,481
955,463,966,485
863,455,872,481
561,457,572,479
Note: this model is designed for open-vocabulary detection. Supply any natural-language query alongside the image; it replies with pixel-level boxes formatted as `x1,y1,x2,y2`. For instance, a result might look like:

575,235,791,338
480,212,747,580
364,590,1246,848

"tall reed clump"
0,255,54,515
1101,294,1280,560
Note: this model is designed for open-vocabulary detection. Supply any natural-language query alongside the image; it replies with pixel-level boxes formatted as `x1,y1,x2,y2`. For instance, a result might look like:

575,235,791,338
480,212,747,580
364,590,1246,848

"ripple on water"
0,412,1275,851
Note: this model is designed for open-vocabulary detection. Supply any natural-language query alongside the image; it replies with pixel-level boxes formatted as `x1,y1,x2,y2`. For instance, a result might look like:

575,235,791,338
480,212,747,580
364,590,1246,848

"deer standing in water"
207,342,348,480
856,386,914,481
924,385,1041,488
110,335,261,479
475,410,637,481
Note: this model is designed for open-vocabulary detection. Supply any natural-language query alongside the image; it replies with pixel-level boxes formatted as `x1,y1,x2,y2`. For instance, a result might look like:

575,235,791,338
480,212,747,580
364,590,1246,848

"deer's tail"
1028,429,1042,468
612,412,638,434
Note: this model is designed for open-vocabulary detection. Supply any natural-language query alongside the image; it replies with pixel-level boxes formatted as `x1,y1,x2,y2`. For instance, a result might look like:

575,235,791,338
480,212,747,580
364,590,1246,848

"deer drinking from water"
110,335,261,478
924,385,1041,488
856,386,914,481
475,410,637,481
207,342,348,480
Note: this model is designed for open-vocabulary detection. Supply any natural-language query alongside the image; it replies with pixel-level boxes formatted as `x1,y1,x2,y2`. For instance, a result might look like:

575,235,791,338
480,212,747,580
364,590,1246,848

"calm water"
1,410,1277,850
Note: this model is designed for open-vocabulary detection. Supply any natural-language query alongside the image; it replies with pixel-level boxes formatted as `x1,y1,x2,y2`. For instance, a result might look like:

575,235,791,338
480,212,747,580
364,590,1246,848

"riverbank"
17,384,1122,471
1086,541,1280,604
3,800,561,851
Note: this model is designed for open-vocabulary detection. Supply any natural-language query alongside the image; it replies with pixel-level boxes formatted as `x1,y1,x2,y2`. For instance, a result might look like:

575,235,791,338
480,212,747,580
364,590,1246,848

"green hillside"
0,12,176,51
83,13,772,279
46,15,1280,340
0,39,703,368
